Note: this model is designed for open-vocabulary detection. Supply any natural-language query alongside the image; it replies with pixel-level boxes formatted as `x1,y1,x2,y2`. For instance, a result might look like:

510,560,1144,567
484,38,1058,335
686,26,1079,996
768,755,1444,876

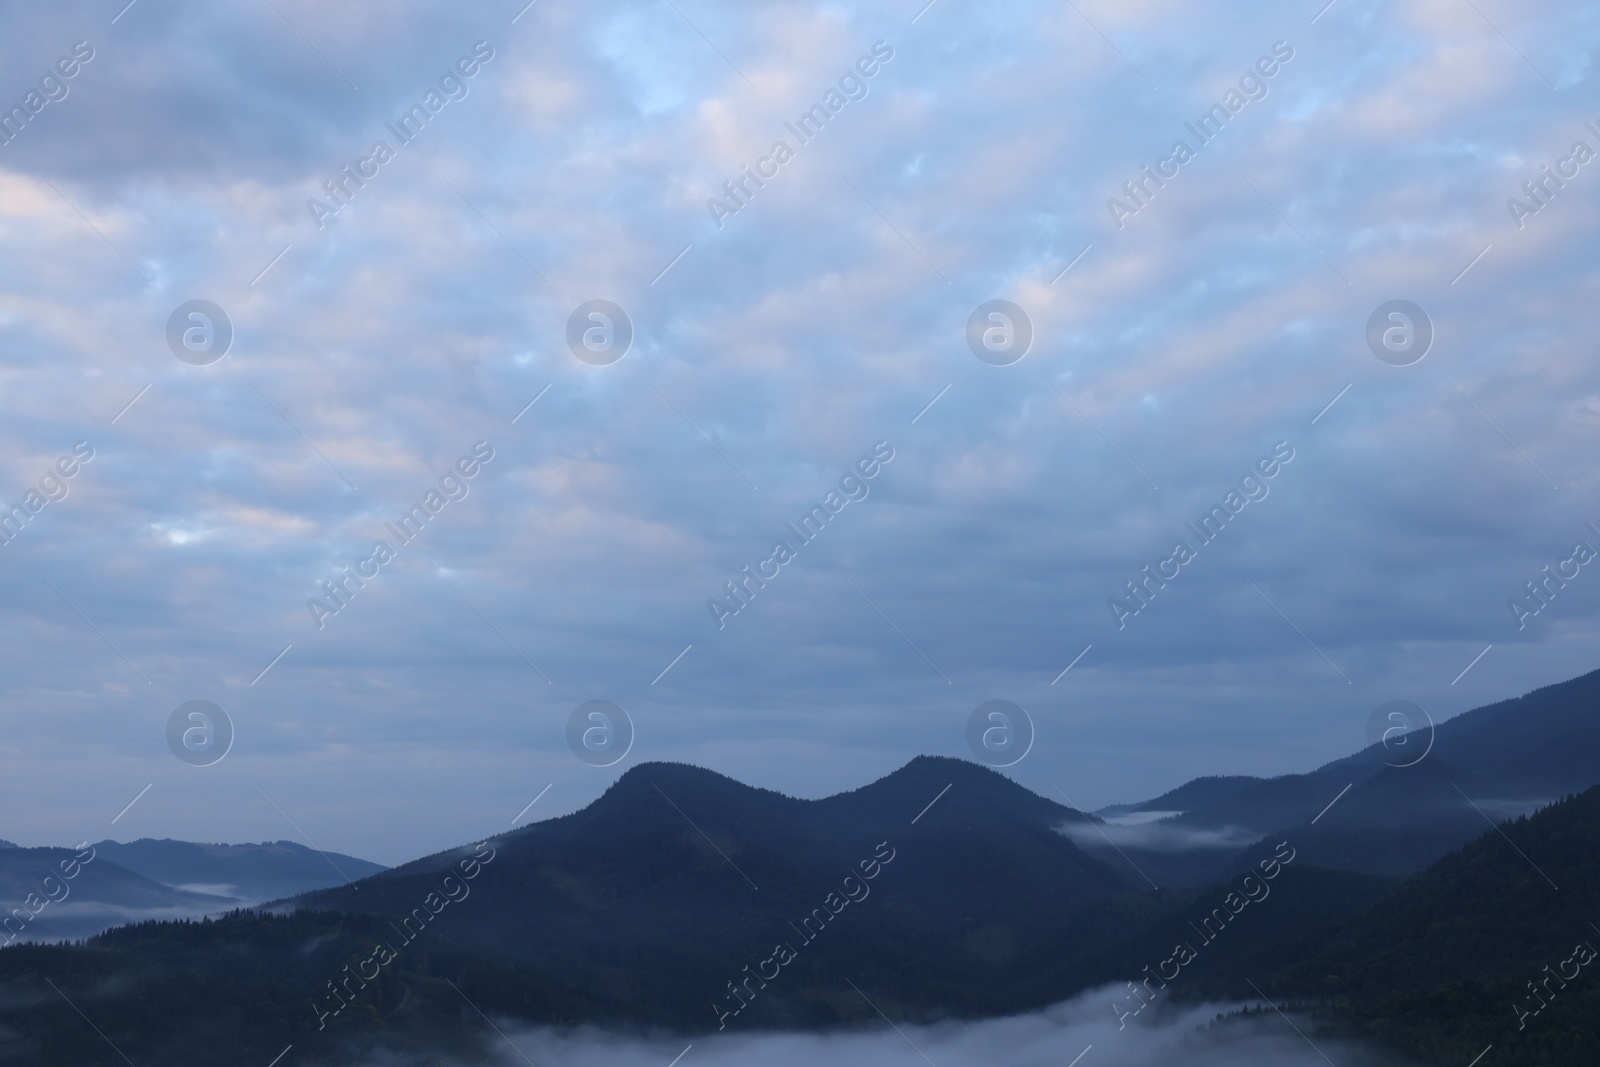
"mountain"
1020,788,1600,1066
0,756,1153,1064
1246,784,1600,1066
91,839,387,903
2,665,1598,1065
292,755,1140,1027
0,840,387,946
1405,667,1600,796
1096,774,1266,818
1071,666,1600,883
0,846,236,944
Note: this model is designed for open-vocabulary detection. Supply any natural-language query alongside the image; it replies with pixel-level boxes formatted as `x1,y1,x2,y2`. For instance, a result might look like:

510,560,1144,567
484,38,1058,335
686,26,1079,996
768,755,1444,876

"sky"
0,0,1598,866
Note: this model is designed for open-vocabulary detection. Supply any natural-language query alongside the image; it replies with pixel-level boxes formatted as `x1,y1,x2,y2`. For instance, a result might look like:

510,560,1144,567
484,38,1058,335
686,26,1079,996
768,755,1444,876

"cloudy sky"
0,0,1596,865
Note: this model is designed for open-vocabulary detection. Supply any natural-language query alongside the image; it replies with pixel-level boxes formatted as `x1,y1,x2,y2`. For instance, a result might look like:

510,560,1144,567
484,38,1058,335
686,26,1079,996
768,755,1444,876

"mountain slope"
91,839,386,902
1110,785,1600,1066
2,656,1598,1067
1254,785,1600,1066
292,755,1138,1027
1005,785,1600,1066
0,756,1154,1065
1080,666,1600,881
1098,774,1267,817
0,846,235,944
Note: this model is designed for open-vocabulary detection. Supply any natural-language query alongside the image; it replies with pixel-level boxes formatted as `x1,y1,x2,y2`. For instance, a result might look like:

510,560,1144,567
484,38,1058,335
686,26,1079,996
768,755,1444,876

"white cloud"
450,988,1412,1067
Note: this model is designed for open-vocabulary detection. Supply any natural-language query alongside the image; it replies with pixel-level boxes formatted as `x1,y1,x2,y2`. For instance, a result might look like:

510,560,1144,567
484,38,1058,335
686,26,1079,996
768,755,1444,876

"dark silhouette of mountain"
1073,666,1600,882
1026,863,1401,1011
92,839,386,902
1400,667,1600,796
290,756,1137,1027
1097,774,1266,817
2,665,1599,1065
1012,787,1600,1066
0,908,509,1066
1242,784,1600,1066
0,756,1147,1064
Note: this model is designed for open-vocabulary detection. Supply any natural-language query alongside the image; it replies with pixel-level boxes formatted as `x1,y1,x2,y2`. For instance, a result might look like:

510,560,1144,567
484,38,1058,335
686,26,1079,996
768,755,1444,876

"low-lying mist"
4,900,243,944
1058,818,1260,851
361,985,1418,1067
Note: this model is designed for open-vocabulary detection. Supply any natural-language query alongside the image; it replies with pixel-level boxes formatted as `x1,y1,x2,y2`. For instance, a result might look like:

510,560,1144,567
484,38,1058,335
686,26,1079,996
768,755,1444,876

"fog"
369,986,1416,1067
3,899,241,945
1058,818,1260,852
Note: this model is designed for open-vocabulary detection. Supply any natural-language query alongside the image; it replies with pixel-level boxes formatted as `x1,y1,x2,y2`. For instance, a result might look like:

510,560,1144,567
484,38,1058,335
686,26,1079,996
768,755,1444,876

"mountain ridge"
1,665,1598,1064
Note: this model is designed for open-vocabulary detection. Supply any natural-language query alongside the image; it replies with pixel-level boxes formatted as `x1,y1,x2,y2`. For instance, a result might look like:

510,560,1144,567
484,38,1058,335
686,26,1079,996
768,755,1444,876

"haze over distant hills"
92,839,387,902
0,840,386,945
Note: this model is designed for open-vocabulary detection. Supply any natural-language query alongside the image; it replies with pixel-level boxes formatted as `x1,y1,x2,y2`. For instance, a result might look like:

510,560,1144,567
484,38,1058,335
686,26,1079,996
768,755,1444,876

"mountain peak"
598,754,1033,810
601,759,801,806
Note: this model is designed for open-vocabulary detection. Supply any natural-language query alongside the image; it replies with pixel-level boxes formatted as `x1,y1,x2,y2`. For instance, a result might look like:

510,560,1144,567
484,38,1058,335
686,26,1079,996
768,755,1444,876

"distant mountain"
1073,666,1600,882
0,839,386,946
1097,774,1265,818
0,846,234,944
1402,667,1600,796
92,839,386,903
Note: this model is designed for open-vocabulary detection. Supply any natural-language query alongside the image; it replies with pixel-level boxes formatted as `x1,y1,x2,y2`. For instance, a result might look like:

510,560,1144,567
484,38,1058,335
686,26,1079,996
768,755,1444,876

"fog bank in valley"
375,986,1417,1067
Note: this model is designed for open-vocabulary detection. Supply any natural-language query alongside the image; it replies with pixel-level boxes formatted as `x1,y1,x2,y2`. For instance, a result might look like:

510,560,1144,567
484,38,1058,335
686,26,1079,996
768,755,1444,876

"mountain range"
0,666,1597,1065
0,839,386,945
1076,669,1600,886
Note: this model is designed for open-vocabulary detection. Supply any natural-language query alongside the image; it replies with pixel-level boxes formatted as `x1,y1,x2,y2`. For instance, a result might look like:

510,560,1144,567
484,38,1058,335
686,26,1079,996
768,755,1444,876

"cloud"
1059,815,1261,852
2,900,239,945
431,987,1414,1067
0,0,1597,865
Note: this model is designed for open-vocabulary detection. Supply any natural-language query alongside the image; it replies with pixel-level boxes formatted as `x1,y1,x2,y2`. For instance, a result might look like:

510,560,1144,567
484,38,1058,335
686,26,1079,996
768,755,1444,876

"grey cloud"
0,0,1597,862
